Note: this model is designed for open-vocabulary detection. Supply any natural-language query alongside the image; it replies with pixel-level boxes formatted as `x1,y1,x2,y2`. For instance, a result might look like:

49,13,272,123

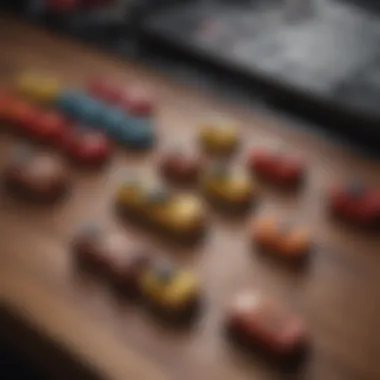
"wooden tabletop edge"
0,266,170,380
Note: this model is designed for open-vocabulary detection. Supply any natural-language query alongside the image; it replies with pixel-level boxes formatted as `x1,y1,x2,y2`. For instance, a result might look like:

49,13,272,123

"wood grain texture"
0,14,380,380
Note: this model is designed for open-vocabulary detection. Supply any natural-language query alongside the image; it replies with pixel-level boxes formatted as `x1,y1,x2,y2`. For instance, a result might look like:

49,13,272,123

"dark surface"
141,0,380,114
139,0,380,145
1,346,46,380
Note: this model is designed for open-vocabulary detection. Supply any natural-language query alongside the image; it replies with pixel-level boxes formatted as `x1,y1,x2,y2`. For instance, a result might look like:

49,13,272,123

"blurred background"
3,0,380,152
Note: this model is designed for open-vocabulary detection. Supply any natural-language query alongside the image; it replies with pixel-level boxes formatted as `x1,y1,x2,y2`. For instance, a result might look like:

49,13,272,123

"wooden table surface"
1,15,380,380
